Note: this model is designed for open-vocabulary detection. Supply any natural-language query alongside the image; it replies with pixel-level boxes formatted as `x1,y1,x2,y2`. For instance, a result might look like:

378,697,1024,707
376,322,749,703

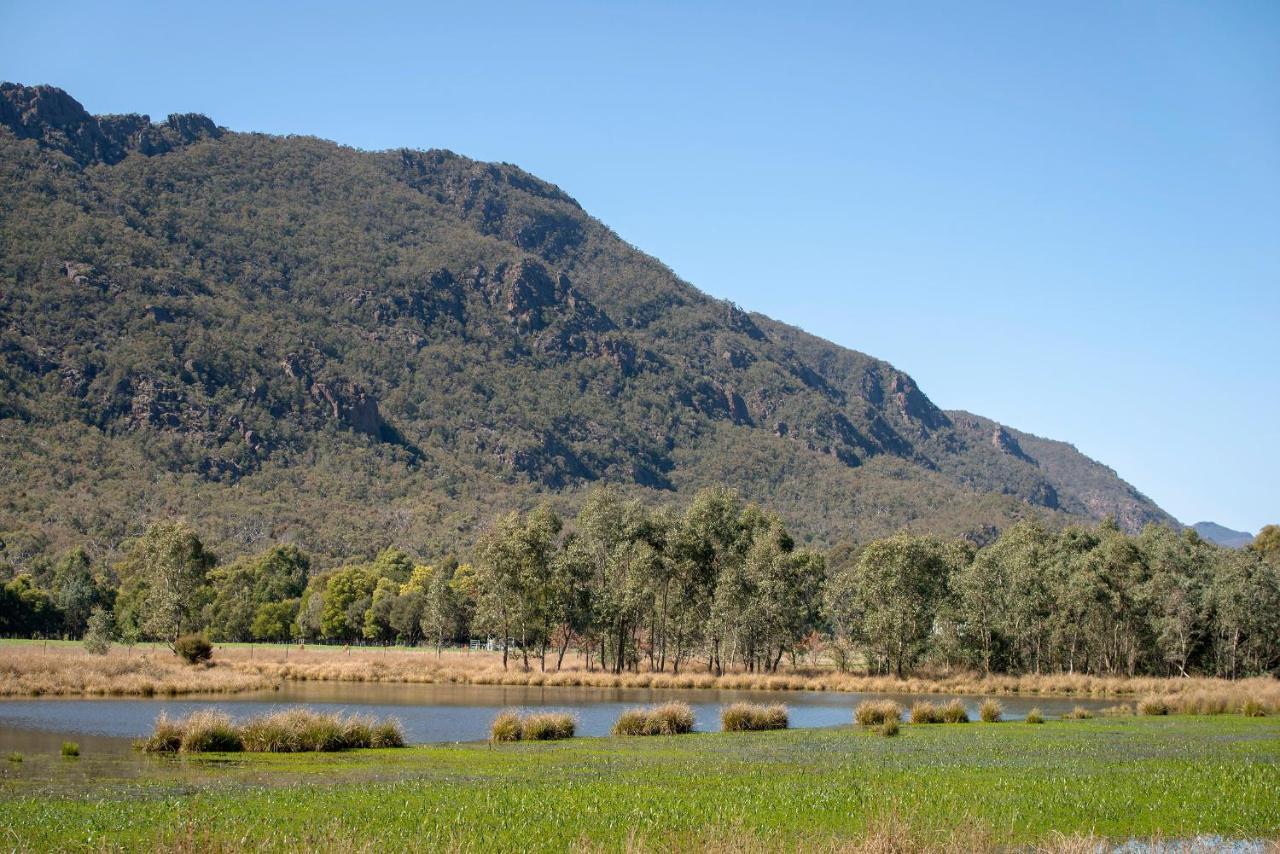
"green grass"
1,717,1277,850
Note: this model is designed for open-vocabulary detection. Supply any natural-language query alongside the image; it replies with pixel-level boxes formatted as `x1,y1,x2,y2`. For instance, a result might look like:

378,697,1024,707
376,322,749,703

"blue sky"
4,1,1277,531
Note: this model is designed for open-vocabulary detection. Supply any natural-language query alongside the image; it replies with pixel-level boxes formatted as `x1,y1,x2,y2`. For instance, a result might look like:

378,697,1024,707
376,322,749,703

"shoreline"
3,643,1278,711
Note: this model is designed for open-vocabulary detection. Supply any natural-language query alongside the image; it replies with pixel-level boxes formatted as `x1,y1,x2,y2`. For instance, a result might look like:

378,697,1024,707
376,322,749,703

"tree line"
2,487,1278,679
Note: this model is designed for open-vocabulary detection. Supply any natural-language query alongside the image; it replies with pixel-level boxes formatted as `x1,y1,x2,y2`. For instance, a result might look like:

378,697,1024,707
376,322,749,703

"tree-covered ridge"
4,489,1278,681
0,83,1174,567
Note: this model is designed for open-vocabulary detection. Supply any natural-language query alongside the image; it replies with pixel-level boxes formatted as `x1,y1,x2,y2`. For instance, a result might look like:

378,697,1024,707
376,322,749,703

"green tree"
116,522,216,650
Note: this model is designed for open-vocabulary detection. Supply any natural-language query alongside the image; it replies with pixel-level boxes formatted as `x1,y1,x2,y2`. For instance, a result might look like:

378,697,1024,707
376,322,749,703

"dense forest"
4,486,1278,680
0,83,1177,570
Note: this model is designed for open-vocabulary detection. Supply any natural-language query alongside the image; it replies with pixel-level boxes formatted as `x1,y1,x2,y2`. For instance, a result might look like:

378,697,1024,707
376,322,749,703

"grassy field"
1,716,1277,851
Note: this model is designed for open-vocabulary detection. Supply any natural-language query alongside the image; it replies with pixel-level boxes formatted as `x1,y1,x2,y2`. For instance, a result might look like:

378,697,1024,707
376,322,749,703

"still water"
0,681,1115,753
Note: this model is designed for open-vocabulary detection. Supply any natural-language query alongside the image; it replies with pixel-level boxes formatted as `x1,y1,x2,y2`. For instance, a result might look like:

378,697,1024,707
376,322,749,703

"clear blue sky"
4,1,1277,532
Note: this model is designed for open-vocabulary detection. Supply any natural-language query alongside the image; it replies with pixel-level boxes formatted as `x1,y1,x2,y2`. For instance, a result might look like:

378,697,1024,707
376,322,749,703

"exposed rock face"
889,372,950,432
0,83,221,166
309,381,386,439
992,425,1035,464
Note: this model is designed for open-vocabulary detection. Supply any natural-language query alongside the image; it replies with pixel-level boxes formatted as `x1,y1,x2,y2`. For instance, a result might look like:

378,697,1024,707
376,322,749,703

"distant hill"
1191,522,1254,549
0,83,1178,565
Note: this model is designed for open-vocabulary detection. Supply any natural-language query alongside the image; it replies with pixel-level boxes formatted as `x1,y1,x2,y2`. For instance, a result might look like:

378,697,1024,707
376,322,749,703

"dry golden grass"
0,645,268,696
6,643,1280,717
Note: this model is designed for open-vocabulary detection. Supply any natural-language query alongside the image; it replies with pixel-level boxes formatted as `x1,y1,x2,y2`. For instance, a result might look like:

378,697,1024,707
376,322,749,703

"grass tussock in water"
721,702,788,732
138,708,404,753
1025,707,1044,724
611,702,695,736
489,710,576,742
941,699,969,723
878,717,900,737
1101,703,1134,717
1137,695,1170,716
978,699,1003,722
854,699,903,727
1064,706,1095,720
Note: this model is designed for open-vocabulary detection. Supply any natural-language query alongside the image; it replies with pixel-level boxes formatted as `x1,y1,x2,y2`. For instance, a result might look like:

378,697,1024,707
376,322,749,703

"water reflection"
0,681,1116,753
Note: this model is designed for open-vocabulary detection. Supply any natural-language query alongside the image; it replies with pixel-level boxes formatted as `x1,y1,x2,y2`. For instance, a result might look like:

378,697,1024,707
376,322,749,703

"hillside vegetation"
0,83,1175,568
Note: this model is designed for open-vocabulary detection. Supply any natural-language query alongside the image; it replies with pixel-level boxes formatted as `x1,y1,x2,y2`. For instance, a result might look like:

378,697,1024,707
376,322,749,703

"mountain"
0,84,1178,565
1191,522,1254,549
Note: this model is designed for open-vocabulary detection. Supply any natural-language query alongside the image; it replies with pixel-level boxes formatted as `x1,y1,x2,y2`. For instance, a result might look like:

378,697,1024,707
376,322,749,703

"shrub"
174,634,213,664
979,699,1002,723
854,699,903,727
909,701,942,724
61,742,79,757
1064,706,1094,720
879,718,900,737
520,712,576,741
490,710,522,743
1025,708,1044,724
82,606,113,655
1137,695,1169,716
1242,698,1267,718
941,699,970,723
179,709,242,753
1101,704,1133,717
7,752,21,763
721,702,788,732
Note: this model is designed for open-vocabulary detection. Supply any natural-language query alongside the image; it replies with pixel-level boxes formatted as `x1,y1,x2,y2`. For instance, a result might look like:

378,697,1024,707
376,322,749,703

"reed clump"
612,702,695,736
941,698,970,723
1136,695,1170,716
178,709,242,753
1101,704,1133,717
720,702,788,731
878,718,900,737
60,741,79,757
138,708,405,753
854,699,903,727
910,701,942,724
1242,698,1267,718
489,709,576,742
1025,707,1044,724
978,699,1003,722
1064,706,1095,720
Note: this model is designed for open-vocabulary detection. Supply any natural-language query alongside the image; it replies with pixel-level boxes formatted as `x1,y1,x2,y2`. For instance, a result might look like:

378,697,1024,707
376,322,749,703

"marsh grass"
140,709,404,753
6,752,20,763
1101,704,1134,717
1064,707,1094,720
612,702,695,736
1137,695,1170,716
522,712,577,741
1242,698,1267,718
978,699,1002,722
721,703,789,731
60,741,79,757
1025,708,1044,724
490,710,576,742
941,699,969,723
179,710,243,753
854,699,903,727
878,718,900,737
910,701,942,724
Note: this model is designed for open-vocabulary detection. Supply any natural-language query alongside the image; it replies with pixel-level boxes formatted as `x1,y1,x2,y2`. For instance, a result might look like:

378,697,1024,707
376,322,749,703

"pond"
0,681,1116,754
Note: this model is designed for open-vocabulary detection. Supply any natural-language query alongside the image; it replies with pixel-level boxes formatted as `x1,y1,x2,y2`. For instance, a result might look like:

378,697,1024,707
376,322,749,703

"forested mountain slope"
0,84,1176,565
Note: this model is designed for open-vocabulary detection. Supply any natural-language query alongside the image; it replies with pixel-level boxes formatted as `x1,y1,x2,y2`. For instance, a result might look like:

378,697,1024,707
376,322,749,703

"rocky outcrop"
991,425,1035,464
0,83,221,166
309,381,386,439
